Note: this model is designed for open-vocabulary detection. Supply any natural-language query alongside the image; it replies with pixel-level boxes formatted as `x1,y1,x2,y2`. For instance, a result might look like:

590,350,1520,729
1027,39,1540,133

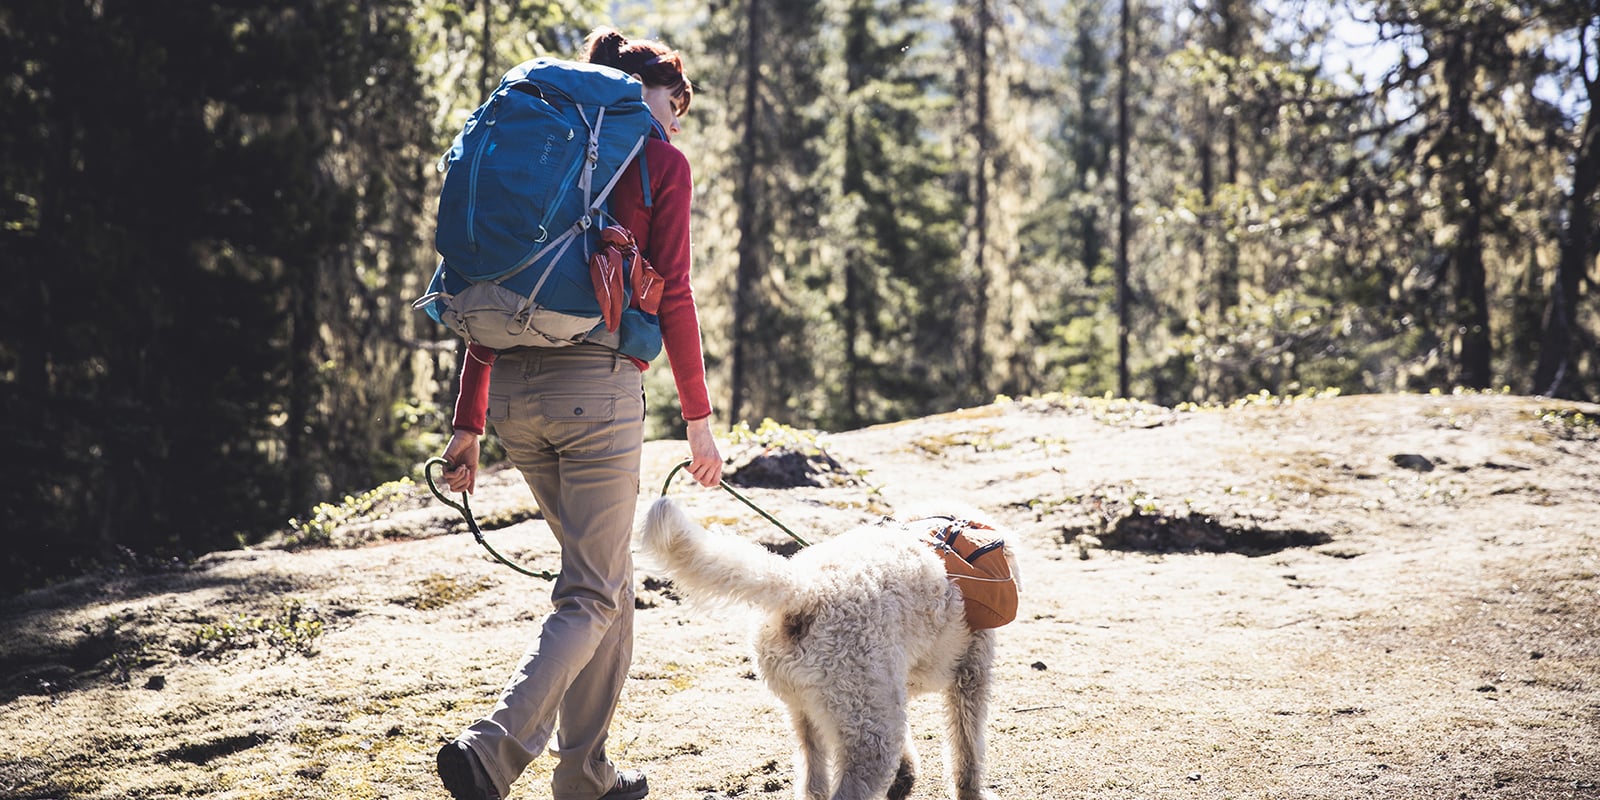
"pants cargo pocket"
539,394,617,455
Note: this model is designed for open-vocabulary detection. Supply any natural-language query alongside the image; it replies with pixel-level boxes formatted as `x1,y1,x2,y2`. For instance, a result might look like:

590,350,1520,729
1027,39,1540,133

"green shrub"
186,599,325,659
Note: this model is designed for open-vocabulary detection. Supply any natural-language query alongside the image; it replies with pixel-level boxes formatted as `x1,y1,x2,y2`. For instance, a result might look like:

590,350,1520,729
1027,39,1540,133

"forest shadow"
0,561,324,705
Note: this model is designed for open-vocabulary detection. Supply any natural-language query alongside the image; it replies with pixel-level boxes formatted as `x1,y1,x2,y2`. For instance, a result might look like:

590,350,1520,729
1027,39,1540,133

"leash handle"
424,457,558,581
660,459,811,549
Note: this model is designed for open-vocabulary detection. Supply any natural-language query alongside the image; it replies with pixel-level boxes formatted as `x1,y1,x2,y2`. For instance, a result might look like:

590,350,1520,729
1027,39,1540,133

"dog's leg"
887,729,918,800
824,675,906,800
791,708,831,800
944,630,996,800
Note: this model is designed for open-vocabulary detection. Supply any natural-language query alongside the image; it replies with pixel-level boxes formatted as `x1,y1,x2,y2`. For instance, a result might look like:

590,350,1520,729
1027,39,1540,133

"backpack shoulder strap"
639,148,652,209
638,117,674,209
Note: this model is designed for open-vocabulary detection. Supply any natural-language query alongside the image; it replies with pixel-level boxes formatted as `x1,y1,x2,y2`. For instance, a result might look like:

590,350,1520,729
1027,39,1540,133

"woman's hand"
684,417,724,488
441,430,481,494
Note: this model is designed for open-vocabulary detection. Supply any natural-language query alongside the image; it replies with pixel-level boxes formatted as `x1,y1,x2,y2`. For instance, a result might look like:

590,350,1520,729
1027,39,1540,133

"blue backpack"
414,58,663,360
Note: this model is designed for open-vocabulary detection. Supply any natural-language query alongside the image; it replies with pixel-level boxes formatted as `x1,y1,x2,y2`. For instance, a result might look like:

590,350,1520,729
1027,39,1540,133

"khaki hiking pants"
458,344,644,800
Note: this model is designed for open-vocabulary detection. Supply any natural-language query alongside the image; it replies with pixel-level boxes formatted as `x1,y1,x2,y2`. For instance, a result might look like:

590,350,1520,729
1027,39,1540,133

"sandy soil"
2,391,1598,800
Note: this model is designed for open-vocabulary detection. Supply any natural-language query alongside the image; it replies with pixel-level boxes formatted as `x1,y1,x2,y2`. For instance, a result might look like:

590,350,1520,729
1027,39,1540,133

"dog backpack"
413,57,663,360
921,518,1018,630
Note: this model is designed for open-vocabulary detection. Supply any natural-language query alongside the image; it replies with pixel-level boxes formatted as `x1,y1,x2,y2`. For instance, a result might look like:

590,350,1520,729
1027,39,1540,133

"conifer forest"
3,0,1596,586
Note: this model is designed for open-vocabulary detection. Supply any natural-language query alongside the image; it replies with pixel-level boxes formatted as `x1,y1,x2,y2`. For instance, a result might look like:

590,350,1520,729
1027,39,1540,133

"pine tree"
815,0,963,427
684,0,829,427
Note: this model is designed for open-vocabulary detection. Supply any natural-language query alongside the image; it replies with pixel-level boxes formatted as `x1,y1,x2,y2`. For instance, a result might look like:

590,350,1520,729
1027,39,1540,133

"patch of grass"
912,427,1001,456
73,613,156,683
664,662,697,692
1537,407,1599,441
1046,386,1342,417
475,504,541,529
184,599,325,659
1422,405,1478,430
286,478,415,549
1213,386,1343,410
944,403,1008,420
1022,392,1179,426
1268,471,1344,499
401,574,496,611
726,417,827,455
629,661,698,692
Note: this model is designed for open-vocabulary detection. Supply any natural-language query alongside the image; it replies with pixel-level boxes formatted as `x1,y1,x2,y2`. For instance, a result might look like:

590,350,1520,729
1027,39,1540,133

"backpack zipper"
531,112,586,254
464,98,502,254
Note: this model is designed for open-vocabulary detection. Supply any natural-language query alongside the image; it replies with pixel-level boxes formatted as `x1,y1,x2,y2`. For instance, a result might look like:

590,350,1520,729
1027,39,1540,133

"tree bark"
1116,0,1133,398
1535,27,1598,399
728,0,763,428
964,0,995,397
1442,31,1493,389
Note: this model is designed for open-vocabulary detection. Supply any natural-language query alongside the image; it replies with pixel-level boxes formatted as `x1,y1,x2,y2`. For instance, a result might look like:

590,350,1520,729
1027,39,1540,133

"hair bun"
583,27,628,68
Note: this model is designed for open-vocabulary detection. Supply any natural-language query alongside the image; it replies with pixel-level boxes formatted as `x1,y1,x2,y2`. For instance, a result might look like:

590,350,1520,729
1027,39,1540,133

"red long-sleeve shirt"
452,136,712,434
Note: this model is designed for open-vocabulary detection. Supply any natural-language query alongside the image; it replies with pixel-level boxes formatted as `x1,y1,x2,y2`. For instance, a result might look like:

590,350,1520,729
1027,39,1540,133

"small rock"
144,675,166,691
1031,661,1048,671
1187,772,1202,781
1391,454,1435,472
1475,684,1497,693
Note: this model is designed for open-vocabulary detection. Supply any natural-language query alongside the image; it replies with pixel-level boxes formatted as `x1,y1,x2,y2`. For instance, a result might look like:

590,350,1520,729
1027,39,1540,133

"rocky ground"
2,391,1597,800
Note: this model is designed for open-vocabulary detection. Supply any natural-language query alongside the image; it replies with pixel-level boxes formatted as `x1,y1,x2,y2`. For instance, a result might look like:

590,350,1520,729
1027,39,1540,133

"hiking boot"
437,741,501,800
599,769,649,800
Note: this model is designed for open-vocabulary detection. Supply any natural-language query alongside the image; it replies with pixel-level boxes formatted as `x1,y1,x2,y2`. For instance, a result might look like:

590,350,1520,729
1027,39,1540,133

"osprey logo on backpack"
413,58,664,360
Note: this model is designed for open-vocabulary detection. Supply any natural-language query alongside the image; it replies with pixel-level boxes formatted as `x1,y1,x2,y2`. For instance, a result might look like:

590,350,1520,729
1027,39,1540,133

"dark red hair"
582,27,693,116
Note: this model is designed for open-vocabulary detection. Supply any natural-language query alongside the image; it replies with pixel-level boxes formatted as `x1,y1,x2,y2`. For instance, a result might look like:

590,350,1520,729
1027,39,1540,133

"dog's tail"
640,496,800,610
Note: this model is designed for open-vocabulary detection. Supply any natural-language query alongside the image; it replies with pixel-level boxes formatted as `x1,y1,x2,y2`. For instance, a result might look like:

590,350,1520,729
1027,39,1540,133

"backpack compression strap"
494,105,650,306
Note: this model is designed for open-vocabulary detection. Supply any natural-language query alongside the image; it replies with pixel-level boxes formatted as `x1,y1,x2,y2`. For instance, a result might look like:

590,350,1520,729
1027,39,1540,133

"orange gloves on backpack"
589,226,664,332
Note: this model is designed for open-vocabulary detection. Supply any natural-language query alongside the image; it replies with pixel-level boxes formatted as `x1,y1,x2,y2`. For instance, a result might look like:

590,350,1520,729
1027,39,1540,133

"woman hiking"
434,26,723,800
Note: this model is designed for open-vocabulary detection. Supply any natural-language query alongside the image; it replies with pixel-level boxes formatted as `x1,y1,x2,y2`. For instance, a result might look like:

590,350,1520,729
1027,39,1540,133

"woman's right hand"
441,430,481,494
684,417,724,488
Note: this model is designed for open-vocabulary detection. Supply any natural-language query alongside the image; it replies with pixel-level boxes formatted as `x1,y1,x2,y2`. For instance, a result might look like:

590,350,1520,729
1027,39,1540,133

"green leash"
423,457,810,581
424,457,558,581
660,459,811,548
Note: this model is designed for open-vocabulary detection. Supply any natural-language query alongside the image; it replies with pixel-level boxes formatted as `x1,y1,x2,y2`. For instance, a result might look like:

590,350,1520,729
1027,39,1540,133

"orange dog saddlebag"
920,518,1018,630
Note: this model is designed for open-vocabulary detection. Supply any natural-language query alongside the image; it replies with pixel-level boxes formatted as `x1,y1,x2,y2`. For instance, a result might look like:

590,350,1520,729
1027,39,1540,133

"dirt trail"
2,392,1597,799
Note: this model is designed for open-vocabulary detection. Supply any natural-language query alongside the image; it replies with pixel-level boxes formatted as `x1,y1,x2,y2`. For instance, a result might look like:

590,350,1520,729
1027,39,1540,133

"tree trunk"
1115,0,1133,398
478,0,493,99
1535,34,1598,399
1217,0,1241,314
965,0,994,398
1073,3,1102,289
841,12,864,426
728,0,763,428
1442,31,1493,389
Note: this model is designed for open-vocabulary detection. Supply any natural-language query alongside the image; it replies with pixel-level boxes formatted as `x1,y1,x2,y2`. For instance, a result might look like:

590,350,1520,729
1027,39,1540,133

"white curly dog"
640,496,1008,800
